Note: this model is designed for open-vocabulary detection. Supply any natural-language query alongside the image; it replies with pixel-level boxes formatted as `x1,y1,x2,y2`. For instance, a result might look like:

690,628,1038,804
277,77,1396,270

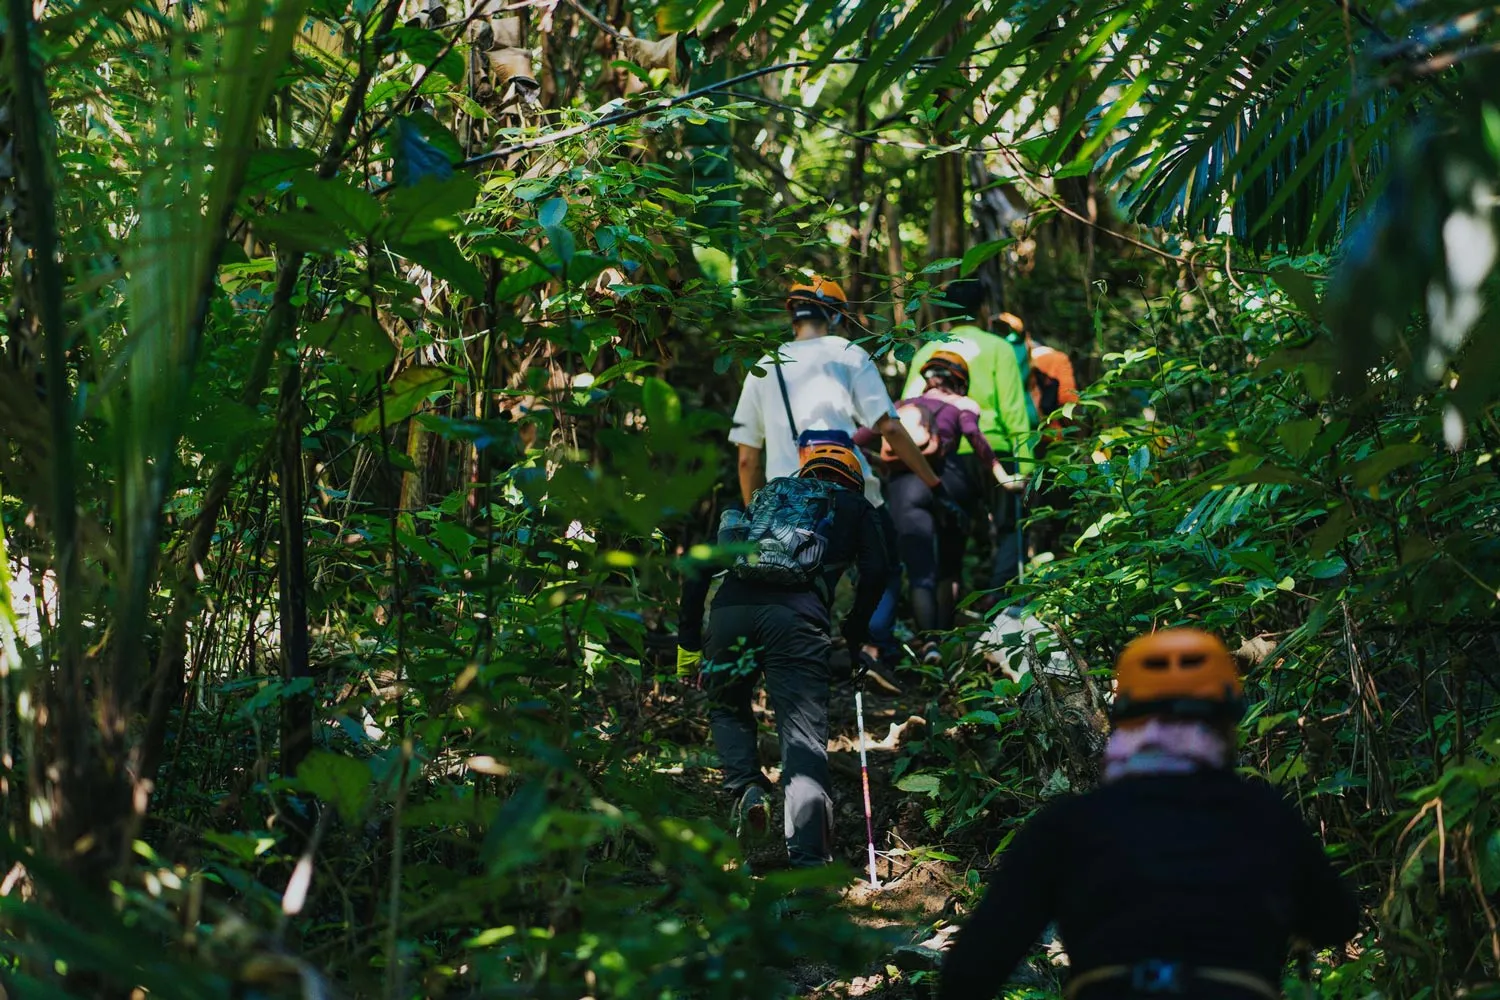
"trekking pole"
1014,491,1025,585
854,682,880,889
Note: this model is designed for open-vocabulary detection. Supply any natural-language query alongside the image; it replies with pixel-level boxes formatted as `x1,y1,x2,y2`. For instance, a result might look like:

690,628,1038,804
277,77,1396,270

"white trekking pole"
855,684,879,888
1014,491,1025,585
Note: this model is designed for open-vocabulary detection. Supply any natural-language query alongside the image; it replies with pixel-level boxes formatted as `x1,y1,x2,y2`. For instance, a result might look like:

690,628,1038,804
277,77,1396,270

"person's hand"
993,464,1027,493
676,647,703,687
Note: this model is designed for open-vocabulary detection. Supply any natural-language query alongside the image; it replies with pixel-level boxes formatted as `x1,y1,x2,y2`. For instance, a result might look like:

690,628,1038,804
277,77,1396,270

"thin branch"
564,0,627,40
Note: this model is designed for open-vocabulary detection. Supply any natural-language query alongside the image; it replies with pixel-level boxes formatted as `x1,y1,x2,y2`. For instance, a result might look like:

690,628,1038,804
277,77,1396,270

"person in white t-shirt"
729,276,944,508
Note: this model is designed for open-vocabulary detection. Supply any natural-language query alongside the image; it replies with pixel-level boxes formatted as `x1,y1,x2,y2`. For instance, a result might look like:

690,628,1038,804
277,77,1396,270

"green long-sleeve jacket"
902,325,1034,472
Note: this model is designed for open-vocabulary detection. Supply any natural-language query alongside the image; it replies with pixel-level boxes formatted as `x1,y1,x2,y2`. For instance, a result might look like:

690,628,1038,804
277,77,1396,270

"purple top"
855,394,997,471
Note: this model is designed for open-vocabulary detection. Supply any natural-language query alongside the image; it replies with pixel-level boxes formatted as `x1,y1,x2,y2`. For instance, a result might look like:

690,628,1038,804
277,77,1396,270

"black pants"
703,603,833,868
884,460,974,633
868,503,903,657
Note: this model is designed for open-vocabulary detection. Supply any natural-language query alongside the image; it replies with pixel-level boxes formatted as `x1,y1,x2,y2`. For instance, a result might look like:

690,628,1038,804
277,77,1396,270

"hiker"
854,350,999,664
997,310,1040,428
901,280,1032,612
675,442,890,868
1019,323,1080,558
1025,329,1079,434
938,628,1360,1000
729,275,948,688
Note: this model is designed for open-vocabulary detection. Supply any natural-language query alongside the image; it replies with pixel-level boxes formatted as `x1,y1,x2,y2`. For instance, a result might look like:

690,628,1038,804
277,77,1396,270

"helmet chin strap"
790,302,842,327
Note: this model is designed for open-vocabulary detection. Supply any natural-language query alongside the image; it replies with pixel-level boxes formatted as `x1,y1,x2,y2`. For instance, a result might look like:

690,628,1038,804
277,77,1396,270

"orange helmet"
787,276,848,323
1112,628,1245,724
921,350,970,391
996,310,1025,336
798,442,863,491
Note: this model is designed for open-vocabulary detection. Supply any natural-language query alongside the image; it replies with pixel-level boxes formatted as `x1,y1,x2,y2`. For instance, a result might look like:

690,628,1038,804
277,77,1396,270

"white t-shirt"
728,335,897,506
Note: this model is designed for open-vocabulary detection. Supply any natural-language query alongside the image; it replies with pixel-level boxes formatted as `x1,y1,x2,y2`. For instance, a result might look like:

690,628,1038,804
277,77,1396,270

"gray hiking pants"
704,603,833,868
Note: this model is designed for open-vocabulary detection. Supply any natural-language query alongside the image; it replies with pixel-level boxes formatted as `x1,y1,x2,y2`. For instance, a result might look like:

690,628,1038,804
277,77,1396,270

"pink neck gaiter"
1103,718,1230,783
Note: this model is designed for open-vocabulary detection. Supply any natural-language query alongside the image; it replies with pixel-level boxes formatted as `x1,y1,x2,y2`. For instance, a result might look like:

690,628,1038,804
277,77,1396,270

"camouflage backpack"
728,476,841,586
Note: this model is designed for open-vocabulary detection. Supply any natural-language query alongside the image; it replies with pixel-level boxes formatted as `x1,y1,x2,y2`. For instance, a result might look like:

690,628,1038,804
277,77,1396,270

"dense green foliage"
1,0,1499,998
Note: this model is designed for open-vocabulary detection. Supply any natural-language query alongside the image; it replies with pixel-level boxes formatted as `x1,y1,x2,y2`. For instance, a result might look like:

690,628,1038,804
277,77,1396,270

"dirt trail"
781,678,962,999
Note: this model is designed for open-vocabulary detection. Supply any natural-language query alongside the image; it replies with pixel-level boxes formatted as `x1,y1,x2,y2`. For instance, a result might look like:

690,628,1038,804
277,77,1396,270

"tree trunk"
885,199,907,329
277,359,312,777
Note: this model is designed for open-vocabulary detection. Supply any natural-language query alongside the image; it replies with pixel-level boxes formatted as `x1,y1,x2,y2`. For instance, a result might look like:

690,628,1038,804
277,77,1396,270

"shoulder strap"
772,352,799,443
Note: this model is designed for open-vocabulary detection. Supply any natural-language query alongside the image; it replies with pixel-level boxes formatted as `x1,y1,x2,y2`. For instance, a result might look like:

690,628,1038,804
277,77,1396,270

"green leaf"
642,377,681,429
895,773,941,797
539,197,568,228
253,210,348,254
301,176,382,234
242,147,317,196
383,175,479,244
1480,828,1500,893
389,25,465,86
545,225,576,268
397,237,486,299
592,359,654,387
202,830,277,862
1276,419,1321,460
298,750,373,823
960,239,1013,278
1307,557,1347,579
1051,159,1092,179
307,313,395,372
1272,267,1323,321
564,252,613,288
353,365,452,434
1351,443,1429,489
475,233,551,269
921,257,962,274
494,265,553,300
1308,503,1354,555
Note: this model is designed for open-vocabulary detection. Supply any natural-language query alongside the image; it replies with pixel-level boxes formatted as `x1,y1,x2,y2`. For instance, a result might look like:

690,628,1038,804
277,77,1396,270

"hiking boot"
733,785,770,843
919,641,944,668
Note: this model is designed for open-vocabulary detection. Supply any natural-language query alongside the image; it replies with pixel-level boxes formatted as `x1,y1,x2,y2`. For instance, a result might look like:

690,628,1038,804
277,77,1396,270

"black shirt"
939,770,1360,1000
677,486,888,650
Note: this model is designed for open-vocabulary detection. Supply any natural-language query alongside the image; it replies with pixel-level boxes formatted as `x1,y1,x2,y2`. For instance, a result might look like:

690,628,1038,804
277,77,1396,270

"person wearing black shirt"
939,629,1359,999
678,443,889,868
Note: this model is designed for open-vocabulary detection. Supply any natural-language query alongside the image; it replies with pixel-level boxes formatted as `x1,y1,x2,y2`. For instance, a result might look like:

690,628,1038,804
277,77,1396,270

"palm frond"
681,0,1497,252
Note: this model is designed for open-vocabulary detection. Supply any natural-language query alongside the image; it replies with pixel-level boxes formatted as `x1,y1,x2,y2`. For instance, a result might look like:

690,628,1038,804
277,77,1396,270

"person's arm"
842,500,889,646
737,444,765,506
728,373,766,506
938,809,1061,1000
958,407,998,470
1055,354,1079,408
990,348,1035,475
876,413,940,488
